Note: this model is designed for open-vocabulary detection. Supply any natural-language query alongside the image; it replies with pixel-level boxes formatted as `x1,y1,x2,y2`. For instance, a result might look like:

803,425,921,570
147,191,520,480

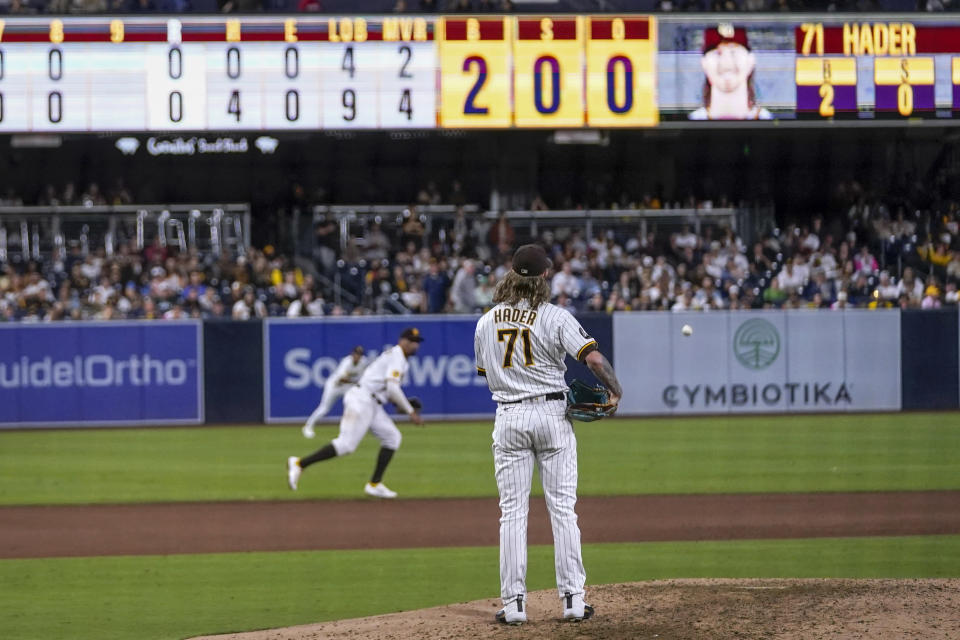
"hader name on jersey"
493,307,538,326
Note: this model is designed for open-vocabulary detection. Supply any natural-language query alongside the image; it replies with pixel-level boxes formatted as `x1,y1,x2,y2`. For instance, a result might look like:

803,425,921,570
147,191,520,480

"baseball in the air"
681,324,693,337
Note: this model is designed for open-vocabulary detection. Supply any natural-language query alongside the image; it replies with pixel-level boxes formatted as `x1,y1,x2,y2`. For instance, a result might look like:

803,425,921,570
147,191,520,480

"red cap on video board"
702,23,751,53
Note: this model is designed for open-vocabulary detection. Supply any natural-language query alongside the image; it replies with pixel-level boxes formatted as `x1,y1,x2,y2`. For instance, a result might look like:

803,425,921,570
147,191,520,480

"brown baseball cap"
703,23,751,53
512,244,553,277
400,327,424,342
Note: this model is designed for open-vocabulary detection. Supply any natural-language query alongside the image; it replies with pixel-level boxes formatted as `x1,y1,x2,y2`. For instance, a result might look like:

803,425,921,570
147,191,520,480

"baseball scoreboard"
1,14,960,131
0,15,656,131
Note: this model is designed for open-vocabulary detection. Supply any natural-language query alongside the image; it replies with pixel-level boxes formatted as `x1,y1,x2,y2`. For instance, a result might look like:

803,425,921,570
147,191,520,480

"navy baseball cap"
400,327,424,342
512,244,553,277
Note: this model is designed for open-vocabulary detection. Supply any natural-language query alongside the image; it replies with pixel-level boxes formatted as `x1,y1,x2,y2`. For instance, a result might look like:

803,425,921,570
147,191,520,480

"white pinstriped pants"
492,398,586,603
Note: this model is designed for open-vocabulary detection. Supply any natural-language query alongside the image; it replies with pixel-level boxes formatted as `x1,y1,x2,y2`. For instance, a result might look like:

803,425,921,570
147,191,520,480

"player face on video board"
702,42,755,95
690,24,772,121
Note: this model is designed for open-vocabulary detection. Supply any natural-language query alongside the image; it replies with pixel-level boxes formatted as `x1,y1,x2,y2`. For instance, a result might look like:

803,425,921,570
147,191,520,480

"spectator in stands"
671,285,695,311
421,259,449,314
555,292,576,315
449,259,477,313
763,275,787,308
287,289,324,317
945,282,958,305
551,261,580,299
693,276,724,309
232,287,266,320
918,238,952,275
854,245,879,276
182,271,207,300
474,273,495,310
487,213,515,258
400,277,424,312
672,225,699,253
777,259,805,294
922,285,942,309
363,222,391,263
400,210,426,247
947,254,960,282
896,266,924,303
876,271,898,303
831,290,850,310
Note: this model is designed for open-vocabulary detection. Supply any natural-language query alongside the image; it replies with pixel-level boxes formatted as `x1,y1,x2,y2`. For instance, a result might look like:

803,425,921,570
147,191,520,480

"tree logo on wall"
733,318,780,370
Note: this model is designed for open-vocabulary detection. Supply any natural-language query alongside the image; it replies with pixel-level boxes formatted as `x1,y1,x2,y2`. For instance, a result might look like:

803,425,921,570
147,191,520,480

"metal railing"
487,207,745,244
0,204,251,262
296,204,770,259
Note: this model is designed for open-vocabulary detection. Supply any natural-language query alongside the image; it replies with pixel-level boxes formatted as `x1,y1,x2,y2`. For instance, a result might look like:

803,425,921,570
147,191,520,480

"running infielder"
474,244,622,625
287,328,425,499
302,345,368,439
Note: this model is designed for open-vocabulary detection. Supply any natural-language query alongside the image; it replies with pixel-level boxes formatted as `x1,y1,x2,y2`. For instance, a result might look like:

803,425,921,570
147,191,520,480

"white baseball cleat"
363,482,397,499
287,456,301,491
302,424,315,439
496,595,527,625
562,592,594,622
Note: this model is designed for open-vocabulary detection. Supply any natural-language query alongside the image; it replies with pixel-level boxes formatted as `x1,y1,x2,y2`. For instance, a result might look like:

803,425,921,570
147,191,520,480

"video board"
0,15,958,131
658,17,960,122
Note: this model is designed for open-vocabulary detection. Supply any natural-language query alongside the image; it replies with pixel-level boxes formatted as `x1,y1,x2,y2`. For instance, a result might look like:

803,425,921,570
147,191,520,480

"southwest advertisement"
613,310,902,414
0,321,203,427
264,317,496,422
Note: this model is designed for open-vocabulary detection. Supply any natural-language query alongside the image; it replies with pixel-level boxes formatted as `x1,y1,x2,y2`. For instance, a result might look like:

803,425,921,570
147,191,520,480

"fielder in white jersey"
287,328,425,499
302,345,368,439
474,244,622,626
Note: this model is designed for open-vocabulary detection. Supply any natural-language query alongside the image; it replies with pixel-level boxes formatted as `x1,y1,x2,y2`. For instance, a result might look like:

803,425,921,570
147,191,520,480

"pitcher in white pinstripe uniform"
474,244,622,626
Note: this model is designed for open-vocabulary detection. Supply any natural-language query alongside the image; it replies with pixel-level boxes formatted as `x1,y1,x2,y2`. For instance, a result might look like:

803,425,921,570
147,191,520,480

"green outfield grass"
2,536,958,640
1,413,959,505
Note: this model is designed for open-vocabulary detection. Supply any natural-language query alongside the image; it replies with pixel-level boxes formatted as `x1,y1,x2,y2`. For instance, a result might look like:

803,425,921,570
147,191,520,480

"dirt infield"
191,579,960,640
2,490,959,558
7,491,959,639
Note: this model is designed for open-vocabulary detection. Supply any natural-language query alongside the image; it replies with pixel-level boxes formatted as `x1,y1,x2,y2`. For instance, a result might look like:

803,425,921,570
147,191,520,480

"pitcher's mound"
193,579,960,640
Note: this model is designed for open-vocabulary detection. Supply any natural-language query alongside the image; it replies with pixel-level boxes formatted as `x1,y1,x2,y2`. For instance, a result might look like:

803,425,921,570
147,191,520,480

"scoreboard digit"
376,18,436,129
319,18,380,129
874,56,934,117
439,17,511,128
513,17,584,127
23,20,91,132
585,16,657,127
260,38,323,130
795,57,857,118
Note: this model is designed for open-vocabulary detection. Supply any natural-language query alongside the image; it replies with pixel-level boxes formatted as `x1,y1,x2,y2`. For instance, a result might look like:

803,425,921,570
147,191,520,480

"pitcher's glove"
407,397,423,412
566,379,617,422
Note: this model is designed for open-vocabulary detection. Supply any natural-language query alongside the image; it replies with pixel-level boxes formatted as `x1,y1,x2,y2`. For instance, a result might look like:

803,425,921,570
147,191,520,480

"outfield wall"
261,314,613,423
0,310,955,427
613,310,904,415
0,321,203,427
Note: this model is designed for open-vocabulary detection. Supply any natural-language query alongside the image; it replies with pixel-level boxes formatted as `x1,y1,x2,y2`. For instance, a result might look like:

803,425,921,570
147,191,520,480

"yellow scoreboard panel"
513,17,585,127
439,14,657,128
585,16,658,127
438,17,512,128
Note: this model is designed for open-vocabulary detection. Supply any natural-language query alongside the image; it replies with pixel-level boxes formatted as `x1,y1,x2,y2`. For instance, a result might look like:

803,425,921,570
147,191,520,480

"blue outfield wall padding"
565,313,614,385
203,319,264,423
901,308,960,411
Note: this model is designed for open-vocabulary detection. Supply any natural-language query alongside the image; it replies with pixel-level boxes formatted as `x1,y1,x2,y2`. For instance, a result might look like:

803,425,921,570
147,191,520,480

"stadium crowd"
1,179,959,322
